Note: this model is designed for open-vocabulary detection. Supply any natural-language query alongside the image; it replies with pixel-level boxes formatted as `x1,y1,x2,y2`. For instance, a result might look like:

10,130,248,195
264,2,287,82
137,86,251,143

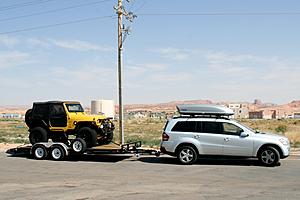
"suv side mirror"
240,132,249,138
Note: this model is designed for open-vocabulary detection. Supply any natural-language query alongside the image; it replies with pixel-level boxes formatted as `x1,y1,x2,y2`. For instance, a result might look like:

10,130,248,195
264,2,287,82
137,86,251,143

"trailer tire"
77,127,97,147
50,145,66,161
29,127,48,145
71,138,87,154
32,144,48,160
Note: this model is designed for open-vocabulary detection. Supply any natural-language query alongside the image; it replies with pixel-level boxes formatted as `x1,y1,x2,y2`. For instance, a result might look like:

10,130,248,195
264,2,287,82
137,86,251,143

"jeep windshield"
66,104,84,112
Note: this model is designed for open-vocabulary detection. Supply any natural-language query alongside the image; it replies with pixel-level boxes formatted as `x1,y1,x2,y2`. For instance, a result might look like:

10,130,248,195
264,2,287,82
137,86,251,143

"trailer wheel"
50,145,66,161
32,144,48,160
71,138,87,154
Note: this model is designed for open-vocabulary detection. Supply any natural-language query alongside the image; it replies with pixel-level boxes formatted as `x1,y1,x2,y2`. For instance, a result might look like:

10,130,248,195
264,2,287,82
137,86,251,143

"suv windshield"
66,104,84,112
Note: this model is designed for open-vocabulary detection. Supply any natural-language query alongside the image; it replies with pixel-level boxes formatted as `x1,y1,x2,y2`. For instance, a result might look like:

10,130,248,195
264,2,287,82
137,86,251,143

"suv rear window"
171,121,196,132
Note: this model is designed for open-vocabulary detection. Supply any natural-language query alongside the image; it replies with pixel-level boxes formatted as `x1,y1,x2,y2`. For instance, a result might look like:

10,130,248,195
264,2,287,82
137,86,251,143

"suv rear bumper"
160,146,175,156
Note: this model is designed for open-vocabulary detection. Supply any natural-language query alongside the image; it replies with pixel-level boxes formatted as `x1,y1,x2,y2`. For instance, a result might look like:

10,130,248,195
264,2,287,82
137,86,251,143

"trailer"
6,139,160,161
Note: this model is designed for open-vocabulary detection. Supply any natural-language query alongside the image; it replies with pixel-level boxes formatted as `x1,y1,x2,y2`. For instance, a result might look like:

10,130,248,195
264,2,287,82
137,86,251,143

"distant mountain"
123,100,213,113
120,99,300,114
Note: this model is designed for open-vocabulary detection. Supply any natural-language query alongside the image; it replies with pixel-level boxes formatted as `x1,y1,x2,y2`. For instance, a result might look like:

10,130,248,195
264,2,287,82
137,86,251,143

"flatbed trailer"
6,140,160,161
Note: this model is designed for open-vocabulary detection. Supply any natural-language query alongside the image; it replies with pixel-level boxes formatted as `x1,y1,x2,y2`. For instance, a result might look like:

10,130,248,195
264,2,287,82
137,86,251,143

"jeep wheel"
259,146,280,167
177,146,198,165
29,127,48,145
77,127,97,148
71,138,87,153
98,132,114,145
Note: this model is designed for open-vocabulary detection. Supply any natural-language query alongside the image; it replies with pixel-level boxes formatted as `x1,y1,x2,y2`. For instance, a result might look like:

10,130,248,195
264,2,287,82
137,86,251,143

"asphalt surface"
0,152,299,200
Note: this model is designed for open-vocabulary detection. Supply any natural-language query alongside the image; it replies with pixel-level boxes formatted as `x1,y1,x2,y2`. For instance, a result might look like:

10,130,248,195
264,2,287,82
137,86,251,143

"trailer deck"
6,141,160,160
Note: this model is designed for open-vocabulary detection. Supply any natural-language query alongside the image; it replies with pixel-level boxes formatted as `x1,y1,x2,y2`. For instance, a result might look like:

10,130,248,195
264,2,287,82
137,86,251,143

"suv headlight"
279,138,289,146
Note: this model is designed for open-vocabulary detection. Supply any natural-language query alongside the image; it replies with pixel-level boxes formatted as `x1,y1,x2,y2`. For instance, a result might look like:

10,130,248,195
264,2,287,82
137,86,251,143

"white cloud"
26,38,51,48
50,39,113,52
0,51,31,69
153,47,192,61
152,72,192,82
50,64,115,86
0,35,19,47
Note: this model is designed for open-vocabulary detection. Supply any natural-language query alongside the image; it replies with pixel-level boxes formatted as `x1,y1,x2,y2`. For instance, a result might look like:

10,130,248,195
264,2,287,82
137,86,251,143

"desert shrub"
275,125,288,134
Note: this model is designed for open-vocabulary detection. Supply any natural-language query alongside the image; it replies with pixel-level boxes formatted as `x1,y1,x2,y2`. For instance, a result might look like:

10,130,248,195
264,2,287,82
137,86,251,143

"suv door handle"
224,138,230,142
194,135,201,139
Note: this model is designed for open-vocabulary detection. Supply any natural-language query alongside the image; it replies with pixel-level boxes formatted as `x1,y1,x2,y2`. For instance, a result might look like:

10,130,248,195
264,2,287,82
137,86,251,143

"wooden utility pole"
117,0,124,144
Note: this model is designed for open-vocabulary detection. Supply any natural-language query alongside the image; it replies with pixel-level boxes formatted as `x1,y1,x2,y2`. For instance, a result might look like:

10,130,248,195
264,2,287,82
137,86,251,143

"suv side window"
201,122,222,134
222,123,243,136
171,121,196,132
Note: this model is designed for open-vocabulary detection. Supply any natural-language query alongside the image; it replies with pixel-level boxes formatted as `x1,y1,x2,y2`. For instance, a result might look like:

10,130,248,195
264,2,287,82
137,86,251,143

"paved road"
0,152,299,200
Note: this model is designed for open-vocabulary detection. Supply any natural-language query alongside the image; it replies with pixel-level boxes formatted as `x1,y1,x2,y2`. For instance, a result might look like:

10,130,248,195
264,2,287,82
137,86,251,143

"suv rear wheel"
77,127,97,148
177,145,198,165
29,127,48,144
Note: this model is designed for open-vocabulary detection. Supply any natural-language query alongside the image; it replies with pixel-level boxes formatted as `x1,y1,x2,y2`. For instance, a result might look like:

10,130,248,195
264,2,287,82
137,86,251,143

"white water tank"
91,100,115,118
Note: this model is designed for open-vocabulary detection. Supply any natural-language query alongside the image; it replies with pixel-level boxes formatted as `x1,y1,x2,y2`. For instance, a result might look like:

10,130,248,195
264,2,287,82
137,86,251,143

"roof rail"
173,114,231,120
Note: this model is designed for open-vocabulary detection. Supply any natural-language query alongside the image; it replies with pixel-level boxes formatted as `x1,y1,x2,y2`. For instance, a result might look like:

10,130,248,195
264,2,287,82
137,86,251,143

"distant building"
260,110,276,119
249,111,263,119
294,113,300,119
91,100,115,118
228,104,249,119
127,111,149,119
0,113,22,119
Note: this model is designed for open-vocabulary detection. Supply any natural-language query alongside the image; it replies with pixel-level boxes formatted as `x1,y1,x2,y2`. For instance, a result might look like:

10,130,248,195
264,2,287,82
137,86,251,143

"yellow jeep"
25,101,115,147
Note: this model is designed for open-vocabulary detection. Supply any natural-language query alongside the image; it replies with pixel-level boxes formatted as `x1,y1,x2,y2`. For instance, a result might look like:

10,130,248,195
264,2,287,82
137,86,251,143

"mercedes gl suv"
160,105,290,166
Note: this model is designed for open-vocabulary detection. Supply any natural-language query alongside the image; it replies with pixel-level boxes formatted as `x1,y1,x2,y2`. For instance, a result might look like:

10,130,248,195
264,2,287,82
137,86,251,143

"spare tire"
25,109,33,127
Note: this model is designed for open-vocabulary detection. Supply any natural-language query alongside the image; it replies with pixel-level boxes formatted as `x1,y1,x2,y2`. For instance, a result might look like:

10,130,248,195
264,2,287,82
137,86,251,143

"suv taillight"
162,132,169,141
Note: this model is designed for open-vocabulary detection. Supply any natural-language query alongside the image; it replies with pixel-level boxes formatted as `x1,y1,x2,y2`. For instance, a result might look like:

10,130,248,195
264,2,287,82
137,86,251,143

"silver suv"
160,105,290,166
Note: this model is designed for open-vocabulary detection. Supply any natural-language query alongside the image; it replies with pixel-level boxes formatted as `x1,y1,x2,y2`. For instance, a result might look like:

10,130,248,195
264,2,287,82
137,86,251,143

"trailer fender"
30,142,69,156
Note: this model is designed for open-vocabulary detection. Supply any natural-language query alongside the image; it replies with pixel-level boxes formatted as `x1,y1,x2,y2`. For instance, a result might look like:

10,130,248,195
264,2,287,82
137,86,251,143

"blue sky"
0,0,300,106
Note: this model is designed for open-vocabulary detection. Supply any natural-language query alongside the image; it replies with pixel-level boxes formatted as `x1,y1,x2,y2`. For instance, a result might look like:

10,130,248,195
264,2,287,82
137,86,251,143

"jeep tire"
29,127,48,145
77,127,97,147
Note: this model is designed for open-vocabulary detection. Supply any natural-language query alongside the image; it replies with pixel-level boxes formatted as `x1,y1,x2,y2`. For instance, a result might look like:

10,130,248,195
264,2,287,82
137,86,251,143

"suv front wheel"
258,146,280,167
177,145,198,165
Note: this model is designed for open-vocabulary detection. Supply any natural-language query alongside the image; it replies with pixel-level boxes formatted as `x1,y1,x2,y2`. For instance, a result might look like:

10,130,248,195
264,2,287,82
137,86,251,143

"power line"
0,15,114,35
138,12,300,16
0,0,57,11
0,0,113,22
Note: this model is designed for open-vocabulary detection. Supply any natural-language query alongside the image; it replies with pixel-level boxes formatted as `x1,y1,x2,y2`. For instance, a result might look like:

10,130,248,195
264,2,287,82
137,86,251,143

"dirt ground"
0,143,23,152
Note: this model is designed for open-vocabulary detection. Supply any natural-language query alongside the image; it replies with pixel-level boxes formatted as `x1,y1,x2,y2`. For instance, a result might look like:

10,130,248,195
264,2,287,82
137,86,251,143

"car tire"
71,138,87,154
177,145,198,165
29,127,48,145
77,127,97,148
258,146,280,167
50,145,66,161
32,144,48,160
